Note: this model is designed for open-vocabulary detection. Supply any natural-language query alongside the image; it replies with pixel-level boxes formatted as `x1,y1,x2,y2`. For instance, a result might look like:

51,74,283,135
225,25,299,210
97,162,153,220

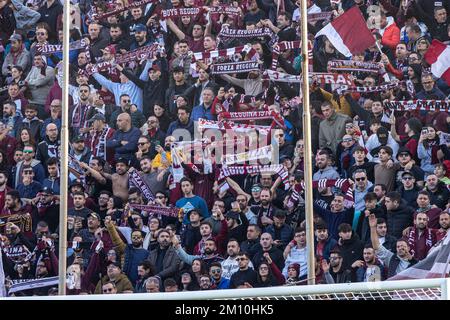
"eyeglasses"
210,269,221,274
259,266,269,271
122,100,131,103
138,142,148,145
102,288,114,293
355,177,366,182
236,258,248,261
36,32,46,36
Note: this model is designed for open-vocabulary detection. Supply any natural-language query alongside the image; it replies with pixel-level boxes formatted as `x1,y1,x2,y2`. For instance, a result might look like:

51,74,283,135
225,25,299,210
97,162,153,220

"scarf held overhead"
129,170,155,202
217,110,286,129
129,204,182,218
328,60,381,73
219,164,290,190
210,61,260,75
384,100,450,112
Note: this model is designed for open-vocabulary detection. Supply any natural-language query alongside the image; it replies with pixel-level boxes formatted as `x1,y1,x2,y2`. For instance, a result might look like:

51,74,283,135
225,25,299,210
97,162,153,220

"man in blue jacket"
106,113,140,162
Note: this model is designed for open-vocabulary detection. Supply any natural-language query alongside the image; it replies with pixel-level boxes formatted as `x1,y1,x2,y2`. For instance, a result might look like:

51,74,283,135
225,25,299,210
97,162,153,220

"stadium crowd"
0,0,450,296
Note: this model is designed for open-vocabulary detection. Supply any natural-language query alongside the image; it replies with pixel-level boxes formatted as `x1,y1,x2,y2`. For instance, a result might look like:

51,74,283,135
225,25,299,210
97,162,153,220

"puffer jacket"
380,16,400,50
386,203,414,239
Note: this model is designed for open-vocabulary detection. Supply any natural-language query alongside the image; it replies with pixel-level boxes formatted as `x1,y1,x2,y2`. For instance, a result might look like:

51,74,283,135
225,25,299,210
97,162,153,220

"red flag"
315,6,375,57
424,39,450,86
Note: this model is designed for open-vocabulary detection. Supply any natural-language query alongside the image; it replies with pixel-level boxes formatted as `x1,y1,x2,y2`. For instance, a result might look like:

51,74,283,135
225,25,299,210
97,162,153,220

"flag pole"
300,0,316,285
58,0,70,295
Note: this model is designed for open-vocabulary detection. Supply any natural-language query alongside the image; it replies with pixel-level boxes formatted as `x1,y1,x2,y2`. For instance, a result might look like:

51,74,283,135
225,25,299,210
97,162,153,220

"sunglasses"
23,150,33,154
402,176,413,180
138,142,147,145
122,100,131,103
210,269,221,274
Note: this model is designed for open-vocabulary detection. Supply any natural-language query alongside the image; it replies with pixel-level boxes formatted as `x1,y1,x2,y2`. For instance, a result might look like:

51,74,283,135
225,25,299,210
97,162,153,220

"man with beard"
313,150,339,180
370,214,417,277
37,123,60,171
69,84,93,139
2,190,35,239
0,121,18,164
262,12,296,41
251,188,278,229
183,68,217,107
67,191,93,229
101,158,130,202
404,212,437,261
313,193,354,241
96,191,112,220
94,261,133,294
135,135,154,167
436,212,450,241
129,24,151,50
210,262,230,289
147,229,181,281
240,224,261,255
1,34,31,77
322,249,352,284
33,187,59,233
425,174,450,210
137,156,166,196
174,236,224,270
70,135,92,167
166,66,190,115
134,260,155,293
383,191,414,239
86,113,115,166
236,194,257,225
106,113,141,163
352,246,386,282
194,216,228,256
109,23,131,52
221,239,254,280
2,100,22,138
15,104,43,143
1,83,29,118
167,105,194,136
414,191,442,229
78,212,102,245
105,216,149,285
225,208,249,245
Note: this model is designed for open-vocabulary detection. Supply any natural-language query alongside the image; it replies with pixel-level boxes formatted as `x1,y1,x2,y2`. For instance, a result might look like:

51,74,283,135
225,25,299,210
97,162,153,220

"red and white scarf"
222,145,273,165
271,40,302,70
407,227,434,259
90,126,112,160
327,60,380,73
218,26,274,39
219,164,290,190
198,118,272,136
209,5,240,16
336,81,401,94
36,39,89,55
129,204,182,219
92,0,156,20
384,100,450,112
191,45,256,62
287,179,354,209
218,110,286,129
161,7,202,19
311,72,353,86
129,170,155,202
115,44,159,64
210,61,260,75
264,70,302,83
308,12,333,22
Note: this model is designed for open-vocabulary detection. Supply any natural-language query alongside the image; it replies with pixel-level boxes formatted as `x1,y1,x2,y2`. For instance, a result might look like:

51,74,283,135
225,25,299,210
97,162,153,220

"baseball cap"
376,127,389,145
133,24,147,32
401,171,414,179
9,34,22,42
39,187,54,195
72,135,84,143
397,147,412,159
87,113,106,123
225,211,239,221
88,212,101,220
251,184,262,192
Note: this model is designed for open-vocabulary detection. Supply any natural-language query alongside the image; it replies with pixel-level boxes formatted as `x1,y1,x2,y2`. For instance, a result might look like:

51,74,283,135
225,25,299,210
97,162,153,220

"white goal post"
2,278,449,300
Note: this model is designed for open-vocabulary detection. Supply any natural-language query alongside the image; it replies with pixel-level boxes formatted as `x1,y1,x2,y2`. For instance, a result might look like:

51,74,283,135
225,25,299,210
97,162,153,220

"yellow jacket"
151,151,172,169
317,87,352,117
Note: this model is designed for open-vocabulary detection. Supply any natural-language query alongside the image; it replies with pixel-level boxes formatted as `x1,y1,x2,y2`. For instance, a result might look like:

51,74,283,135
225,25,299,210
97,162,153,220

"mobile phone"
421,128,428,135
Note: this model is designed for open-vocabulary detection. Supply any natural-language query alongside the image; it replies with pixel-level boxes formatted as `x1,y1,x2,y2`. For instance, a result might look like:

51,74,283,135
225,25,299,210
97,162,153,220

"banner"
211,61,260,74
264,70,302,82
161,7,201,18
223,145,272,165
115,44,159,64
327,60,380,73
36,39,89,55
311,72,353,86
8,276,59,295
384,100,450,112
129,170,155,202
129,204,182,218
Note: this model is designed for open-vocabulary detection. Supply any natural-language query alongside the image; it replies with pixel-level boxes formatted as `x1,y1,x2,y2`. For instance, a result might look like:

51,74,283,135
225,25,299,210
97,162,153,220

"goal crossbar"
1,278,449,300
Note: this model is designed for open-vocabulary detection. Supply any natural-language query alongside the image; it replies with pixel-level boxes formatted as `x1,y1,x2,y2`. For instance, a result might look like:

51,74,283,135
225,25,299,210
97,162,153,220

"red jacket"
381,18,400,50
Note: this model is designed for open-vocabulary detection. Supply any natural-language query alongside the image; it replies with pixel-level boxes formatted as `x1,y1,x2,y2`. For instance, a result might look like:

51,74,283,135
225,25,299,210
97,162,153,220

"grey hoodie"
11,0,41,31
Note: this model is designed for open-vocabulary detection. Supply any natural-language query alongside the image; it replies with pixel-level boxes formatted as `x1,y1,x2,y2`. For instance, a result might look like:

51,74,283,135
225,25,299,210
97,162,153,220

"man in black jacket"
36,123,60,174
425,174,450,210
147,229,181,281
322,249,352,284
336,223,364,271
229,252,258,288
384,191,414,239
37,0,62,41
251,232,285,271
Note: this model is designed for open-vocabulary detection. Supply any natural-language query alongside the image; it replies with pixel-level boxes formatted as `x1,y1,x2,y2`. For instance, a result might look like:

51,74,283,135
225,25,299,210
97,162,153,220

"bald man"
106,113,141,162
37,123,61,170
